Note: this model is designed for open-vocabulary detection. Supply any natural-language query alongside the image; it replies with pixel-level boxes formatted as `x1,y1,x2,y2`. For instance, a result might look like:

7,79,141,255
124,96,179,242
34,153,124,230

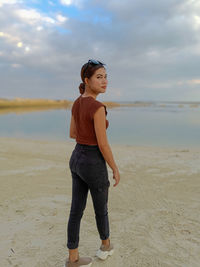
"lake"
0,102,200,148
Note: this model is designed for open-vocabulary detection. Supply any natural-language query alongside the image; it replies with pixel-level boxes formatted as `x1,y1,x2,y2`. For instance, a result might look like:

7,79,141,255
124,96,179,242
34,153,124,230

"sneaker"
64,256,92,267
96,242,114,260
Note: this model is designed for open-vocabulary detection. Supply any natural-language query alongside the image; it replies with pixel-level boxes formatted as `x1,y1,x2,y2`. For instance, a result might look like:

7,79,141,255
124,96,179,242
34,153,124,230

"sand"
0,137,200,267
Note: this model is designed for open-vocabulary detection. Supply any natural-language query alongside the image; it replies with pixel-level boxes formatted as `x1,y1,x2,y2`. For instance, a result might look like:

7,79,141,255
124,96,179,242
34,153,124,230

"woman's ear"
84,77,89,85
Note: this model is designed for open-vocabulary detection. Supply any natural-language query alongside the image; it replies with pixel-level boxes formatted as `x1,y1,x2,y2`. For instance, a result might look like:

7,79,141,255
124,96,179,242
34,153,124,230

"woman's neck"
81,92,98,100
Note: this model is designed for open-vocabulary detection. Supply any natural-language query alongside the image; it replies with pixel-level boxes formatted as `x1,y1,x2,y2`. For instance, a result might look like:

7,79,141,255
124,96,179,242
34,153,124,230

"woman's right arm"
69,114,77,139
94,106,120,187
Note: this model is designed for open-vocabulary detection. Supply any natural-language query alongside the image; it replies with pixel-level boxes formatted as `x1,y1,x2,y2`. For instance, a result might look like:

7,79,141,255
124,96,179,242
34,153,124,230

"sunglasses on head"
87,59,104,65
83,59,105,77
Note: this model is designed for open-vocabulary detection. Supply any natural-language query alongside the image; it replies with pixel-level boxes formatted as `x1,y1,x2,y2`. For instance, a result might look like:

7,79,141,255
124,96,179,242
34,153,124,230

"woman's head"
79,59,107,95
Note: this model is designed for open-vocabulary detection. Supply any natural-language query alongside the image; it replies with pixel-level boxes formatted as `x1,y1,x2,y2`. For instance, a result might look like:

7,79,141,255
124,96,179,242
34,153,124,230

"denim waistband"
75,143,100,151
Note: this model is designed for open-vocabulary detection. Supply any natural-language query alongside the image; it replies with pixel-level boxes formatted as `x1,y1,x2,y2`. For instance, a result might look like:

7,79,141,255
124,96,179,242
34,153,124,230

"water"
0,103,200,148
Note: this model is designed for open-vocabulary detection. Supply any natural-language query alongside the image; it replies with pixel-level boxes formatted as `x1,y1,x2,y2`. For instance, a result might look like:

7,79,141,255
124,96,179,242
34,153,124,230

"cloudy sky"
1,0,200,101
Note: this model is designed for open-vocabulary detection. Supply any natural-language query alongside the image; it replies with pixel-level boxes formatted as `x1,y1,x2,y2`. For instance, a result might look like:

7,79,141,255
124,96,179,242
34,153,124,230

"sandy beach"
0,137,200,267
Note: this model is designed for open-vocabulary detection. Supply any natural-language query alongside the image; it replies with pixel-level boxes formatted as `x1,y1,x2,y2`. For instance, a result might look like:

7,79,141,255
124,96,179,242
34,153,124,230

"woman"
64,59,120,267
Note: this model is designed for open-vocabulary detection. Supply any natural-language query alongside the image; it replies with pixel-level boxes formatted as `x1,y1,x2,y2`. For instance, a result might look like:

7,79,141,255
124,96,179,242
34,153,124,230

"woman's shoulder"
93,98,108,116
92,98,104,106
72,95,107,116
79,95,104,108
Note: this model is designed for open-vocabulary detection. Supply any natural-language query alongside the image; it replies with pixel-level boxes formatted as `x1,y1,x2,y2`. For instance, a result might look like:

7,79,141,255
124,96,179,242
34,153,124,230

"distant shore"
0,97,122,109
0,97,152,114
0,98,71,109
0,98,199,115
0,97,149,109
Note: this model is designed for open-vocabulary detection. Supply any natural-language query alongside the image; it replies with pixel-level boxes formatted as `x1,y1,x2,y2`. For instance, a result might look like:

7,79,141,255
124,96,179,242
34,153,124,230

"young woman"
64,59,120,267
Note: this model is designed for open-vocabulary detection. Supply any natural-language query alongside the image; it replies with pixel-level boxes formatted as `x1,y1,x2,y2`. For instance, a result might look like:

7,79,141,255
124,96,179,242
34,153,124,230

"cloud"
56,14,68,24
180,79,200,85
0,0,20,7
17,41,23,47
190,79,200,84
11,63,21,68
60,0,84,8
1,0,200,101
15,8,56,25
60,0,73,5
0,31,21,45
193,15,200,29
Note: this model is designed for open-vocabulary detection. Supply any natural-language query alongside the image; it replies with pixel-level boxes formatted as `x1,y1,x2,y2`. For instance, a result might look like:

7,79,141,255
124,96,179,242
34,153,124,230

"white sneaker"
96,242,114,260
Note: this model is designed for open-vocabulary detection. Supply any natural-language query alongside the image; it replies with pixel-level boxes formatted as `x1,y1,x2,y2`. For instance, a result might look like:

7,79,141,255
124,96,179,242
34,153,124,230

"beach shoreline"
0,137,200,267
1,97,200,116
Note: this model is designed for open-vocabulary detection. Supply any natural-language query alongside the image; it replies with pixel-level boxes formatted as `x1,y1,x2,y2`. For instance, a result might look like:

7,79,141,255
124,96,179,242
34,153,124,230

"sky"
1,0,200,102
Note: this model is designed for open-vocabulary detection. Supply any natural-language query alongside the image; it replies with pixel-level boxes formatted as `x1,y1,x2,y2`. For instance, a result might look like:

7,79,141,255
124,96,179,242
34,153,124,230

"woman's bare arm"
94,106,120,186
69,114,77,139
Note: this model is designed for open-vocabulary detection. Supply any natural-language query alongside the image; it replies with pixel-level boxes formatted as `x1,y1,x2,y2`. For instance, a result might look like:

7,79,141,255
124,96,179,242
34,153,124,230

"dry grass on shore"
0,98,72,109
0,98,127,114
0,97,153,110
4,98,195,115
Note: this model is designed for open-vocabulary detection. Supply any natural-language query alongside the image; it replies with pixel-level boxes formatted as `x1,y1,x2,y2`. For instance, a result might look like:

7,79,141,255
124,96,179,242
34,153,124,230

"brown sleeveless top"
71,95,109,145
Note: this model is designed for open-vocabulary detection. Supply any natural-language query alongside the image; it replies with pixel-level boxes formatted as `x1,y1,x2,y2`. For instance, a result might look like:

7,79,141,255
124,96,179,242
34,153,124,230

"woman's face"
86,67,108,94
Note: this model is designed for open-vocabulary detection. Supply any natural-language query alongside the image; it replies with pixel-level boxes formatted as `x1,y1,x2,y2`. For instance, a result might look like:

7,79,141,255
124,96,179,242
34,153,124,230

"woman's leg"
67,171,89,261
90,184,110,245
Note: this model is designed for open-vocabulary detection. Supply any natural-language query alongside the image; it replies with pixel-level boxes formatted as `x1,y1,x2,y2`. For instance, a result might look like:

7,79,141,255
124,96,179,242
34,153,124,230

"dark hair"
79,60,105,94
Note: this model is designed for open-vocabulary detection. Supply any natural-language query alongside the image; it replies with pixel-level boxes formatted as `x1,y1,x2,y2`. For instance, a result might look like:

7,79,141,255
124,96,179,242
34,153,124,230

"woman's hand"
112,167,120,187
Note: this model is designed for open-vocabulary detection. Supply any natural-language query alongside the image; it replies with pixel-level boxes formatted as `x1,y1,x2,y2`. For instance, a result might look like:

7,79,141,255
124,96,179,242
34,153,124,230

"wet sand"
0,137,200,267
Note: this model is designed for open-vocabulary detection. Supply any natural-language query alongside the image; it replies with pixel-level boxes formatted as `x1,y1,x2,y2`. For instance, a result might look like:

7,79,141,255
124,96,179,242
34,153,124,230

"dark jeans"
67,143,110,249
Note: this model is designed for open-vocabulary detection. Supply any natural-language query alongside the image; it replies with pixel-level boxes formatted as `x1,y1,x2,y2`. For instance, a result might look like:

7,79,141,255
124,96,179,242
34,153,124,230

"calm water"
0,103,200,148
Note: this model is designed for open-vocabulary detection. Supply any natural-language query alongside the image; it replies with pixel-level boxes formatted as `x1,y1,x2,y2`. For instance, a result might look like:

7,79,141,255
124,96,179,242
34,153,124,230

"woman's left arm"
69,115,77,139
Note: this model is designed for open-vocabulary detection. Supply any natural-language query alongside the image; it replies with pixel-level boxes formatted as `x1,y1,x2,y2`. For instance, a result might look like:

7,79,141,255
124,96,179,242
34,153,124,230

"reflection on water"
0,103,200,148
